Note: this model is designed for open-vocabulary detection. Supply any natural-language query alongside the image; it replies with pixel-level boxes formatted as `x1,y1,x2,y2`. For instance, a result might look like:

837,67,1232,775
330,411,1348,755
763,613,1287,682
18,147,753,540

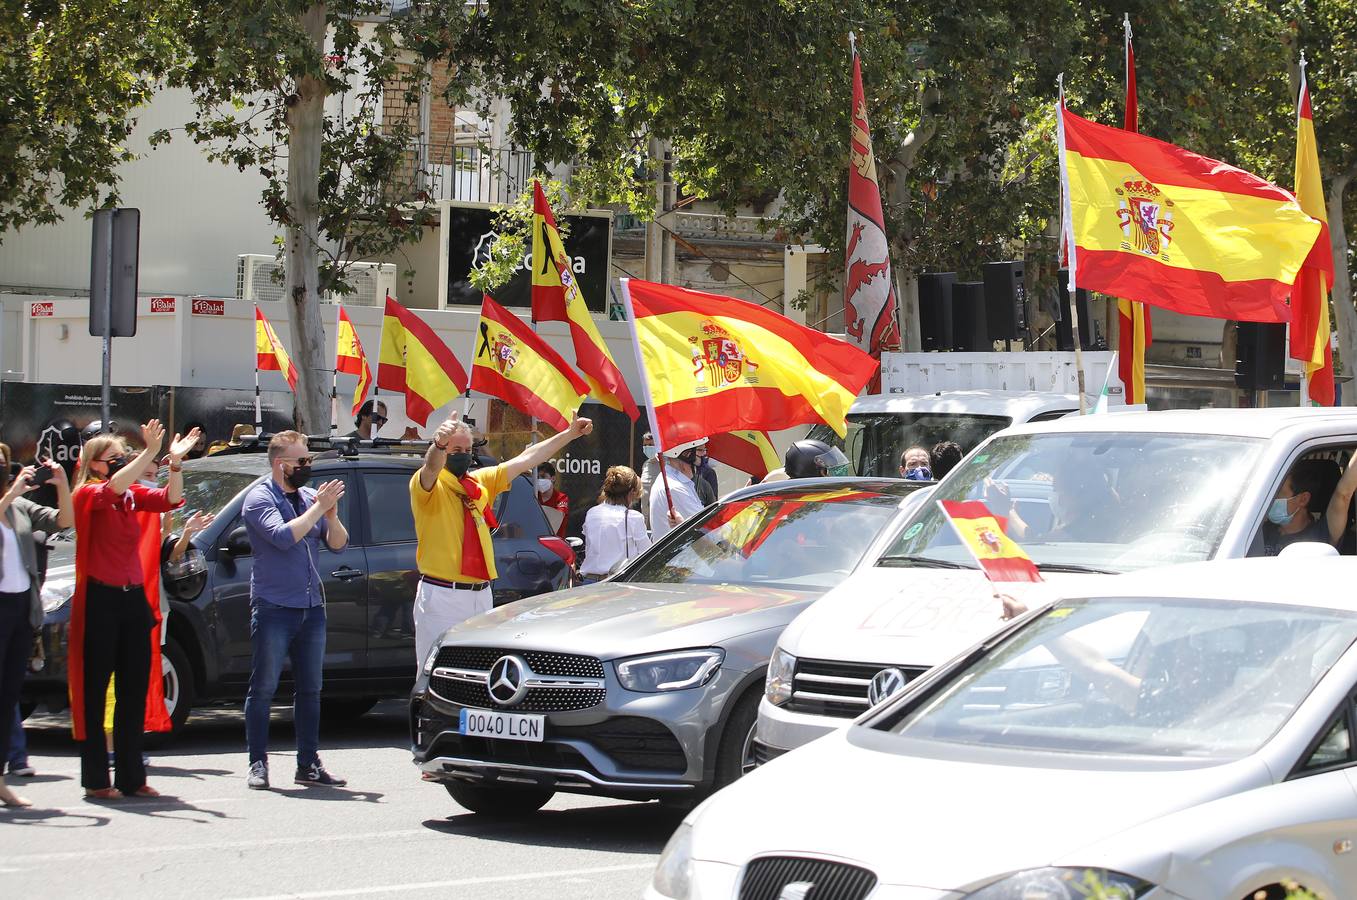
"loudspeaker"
1054,268,1093,351
951,281,989,351
983,261,1025,341
1235,322,1286,391
918,272,956,351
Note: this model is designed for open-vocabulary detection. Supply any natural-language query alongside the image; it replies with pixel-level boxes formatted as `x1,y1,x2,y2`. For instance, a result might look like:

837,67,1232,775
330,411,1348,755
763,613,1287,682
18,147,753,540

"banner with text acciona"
445,203,612,313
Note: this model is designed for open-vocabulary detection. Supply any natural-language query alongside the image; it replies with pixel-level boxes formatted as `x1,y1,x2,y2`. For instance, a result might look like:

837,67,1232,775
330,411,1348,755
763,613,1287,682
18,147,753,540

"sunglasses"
285,456,314,467
370,415,388,425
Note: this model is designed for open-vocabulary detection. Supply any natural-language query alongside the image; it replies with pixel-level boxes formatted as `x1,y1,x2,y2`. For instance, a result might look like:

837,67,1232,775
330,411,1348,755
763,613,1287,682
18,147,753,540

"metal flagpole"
1298,50,1312,407
1055,75,1089,415
253,302,263,432
618,277,675,522
330,303,341,433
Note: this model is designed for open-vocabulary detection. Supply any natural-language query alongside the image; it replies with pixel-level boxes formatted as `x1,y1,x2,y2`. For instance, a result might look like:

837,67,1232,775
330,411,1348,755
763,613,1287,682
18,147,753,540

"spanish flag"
335,306,372,417
376,295,467,426
471,295,589,432
706,430,780,480
1059,102,1322,323
1117,17,1151,406
255,305,298,392
1290,64,1335,406
938,500,1041,583
620,278,877,447
531,181,640,420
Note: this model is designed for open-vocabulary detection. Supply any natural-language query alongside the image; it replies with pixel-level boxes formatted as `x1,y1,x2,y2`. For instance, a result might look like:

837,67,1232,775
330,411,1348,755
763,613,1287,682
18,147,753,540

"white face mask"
536,478,553,495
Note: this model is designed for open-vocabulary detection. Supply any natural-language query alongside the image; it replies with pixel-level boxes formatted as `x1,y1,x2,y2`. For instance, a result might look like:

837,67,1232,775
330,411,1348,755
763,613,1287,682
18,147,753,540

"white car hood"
780,567,1109,669
691,728,1268,891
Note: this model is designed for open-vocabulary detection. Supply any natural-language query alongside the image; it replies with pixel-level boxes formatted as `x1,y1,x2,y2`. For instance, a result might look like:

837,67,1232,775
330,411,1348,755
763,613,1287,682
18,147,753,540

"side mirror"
222,525,252,558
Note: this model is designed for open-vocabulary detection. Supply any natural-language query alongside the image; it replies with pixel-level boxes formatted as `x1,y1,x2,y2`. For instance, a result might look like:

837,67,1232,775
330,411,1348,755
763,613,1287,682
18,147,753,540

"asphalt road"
0,701,682,899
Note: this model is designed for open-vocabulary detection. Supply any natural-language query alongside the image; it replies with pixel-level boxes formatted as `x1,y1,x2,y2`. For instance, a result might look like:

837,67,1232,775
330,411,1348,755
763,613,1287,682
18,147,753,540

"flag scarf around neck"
844,50,900,357
1291,73,1336,405
68,486,172,740
471,294,589,432
938,499,1042,584
1059,104,1322,323
255,306,299,392
705,430,780,479
335,306,373,417
621,279,878,447
530,181,640,419
1117,28,1152,405
376,296,467,426
452,474,495,581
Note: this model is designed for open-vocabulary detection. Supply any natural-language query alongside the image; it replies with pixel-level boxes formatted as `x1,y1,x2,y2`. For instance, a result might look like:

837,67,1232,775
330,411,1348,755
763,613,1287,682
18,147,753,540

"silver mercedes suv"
410,477,927,815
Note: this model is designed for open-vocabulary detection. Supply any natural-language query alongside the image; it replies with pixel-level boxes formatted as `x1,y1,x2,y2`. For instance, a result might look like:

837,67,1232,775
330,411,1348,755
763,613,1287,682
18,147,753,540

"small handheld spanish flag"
335,306,372,416
938,500,1042,583
255,305,299,393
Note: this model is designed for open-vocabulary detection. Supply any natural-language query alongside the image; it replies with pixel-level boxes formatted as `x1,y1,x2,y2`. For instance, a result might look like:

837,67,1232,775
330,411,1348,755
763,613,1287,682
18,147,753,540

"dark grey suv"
23,450,574,733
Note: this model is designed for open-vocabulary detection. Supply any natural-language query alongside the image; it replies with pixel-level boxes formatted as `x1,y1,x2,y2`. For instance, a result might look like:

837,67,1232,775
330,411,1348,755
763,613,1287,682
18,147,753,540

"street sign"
89,207,140,338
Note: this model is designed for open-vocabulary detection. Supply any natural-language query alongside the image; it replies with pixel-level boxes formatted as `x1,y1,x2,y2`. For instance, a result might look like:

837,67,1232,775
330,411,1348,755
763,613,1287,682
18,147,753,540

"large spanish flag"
530,181,640,420
706,430,780,480
1059,103,1322,323
621,278,877,447
938,500,1042,584
471,295,589,432
375,295,467,426
255,305,298,392
335,306,372,417
1290,66,1335,406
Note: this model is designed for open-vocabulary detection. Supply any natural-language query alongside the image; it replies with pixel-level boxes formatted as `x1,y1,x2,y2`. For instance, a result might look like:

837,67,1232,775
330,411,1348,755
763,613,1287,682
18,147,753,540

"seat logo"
776,882,815,900
487,655,530,706
868,667,908,706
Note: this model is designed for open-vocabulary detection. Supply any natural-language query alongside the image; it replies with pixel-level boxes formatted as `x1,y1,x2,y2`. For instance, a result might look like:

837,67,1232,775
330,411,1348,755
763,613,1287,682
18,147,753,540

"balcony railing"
376,142,536,207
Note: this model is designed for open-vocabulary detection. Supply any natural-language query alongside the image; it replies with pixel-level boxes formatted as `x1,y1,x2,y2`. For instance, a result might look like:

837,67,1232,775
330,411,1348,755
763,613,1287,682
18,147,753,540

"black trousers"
0,590,32,761
79,582,152,792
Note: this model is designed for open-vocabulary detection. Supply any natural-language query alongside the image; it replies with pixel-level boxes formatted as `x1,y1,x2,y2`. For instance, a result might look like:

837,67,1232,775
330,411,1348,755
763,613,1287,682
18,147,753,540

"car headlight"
964,867,1154,899
650,822,693,899
422,645,441,676
615,649,723,693
764,646,796,707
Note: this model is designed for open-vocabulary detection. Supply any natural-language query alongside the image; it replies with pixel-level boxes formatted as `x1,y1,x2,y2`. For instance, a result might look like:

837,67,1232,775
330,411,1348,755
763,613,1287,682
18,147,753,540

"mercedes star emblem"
868,666,909,706
486,655,530,707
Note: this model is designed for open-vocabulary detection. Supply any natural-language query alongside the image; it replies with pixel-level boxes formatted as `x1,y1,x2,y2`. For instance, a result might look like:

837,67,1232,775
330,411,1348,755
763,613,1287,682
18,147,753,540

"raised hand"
568,416,594,438
315,479,345,514
5,466,36,500
168,428,202,462
141,419,166,453
432,420,456,450
42,458,68,486
183,510,216,537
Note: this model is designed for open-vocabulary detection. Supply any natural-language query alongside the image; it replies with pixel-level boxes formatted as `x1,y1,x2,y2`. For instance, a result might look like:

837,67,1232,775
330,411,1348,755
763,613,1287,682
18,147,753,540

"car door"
490,473,568,606
359,468,420,680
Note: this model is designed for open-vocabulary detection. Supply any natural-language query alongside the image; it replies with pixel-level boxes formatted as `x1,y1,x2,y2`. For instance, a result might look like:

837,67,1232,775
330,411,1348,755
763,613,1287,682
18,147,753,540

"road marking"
227,863,656,900
2,826,432,862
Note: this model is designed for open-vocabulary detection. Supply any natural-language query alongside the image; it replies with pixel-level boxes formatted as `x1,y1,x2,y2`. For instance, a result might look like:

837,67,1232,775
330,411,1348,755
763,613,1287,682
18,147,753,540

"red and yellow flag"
938,500,1042,583
335,306,372,417
1290,66,1335,405
1117,18,1152,405
255,305,298,393
471,295,589,432
375,295,467,426
530,181,640,420
705,430,780,480
1059,104,1322,323
621,278,877,448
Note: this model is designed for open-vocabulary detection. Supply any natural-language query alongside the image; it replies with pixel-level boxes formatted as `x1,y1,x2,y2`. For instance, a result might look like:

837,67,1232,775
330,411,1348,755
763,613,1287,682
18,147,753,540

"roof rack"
236,434,432,459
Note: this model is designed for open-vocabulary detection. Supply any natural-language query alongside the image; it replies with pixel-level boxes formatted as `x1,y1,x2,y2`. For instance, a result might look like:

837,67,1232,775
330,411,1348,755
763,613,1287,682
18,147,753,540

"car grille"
784,658,928,718
429,732,593,772
739,856,877,900
429,646,606,712
433,646,604,678
749,741,786,767
428,676,606,712
555,717,687,773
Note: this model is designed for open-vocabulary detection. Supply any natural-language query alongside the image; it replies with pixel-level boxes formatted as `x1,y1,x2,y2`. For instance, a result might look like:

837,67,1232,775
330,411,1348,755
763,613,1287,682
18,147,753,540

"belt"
420,575,490,591
88,578,142,593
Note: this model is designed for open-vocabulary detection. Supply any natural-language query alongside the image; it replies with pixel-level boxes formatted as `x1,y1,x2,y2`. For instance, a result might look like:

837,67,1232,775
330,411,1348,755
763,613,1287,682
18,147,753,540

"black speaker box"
1235,322,1286,391
1054,268,1093,351
983,261,1026,341
951,281,989,351
918,272,956,351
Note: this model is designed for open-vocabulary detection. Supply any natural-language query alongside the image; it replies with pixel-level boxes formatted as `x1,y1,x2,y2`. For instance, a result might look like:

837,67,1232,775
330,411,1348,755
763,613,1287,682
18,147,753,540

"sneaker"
295,760,346,787
247,760,270,790
8,764,35,777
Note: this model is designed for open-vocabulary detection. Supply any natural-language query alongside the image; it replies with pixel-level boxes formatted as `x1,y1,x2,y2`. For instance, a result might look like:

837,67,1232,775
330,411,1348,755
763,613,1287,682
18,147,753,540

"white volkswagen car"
758,407,1357,763
651,555,1357,900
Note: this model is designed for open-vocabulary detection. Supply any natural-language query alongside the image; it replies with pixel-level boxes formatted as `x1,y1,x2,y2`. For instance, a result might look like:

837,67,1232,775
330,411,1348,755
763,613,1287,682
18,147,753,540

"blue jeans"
7,703,27,769
244,601,326,767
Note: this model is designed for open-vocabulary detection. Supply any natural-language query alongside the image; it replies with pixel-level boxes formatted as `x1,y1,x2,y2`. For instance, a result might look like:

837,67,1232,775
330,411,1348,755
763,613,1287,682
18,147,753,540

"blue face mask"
904,466,932,482
642,445,658,461
1267,496,1294,525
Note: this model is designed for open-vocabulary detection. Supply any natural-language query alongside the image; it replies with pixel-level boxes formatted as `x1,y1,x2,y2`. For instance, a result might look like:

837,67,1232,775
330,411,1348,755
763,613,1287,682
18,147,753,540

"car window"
1246,447,1352,558
492,474,546,539
168,468,261,532
364,470,417,544
1302,713,1352,771
1028,409,1077,423
844,412,1013,478
219,473,353,555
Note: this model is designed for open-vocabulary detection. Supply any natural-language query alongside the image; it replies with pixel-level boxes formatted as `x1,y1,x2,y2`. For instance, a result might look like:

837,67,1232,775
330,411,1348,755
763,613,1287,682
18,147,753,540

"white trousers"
413,579,494,668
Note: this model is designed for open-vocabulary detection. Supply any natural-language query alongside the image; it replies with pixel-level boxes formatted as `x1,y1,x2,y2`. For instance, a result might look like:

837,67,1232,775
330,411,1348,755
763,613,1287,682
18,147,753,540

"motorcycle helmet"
663,437,709,466
784,439,850,478
80,420,121,442
163,547,208,601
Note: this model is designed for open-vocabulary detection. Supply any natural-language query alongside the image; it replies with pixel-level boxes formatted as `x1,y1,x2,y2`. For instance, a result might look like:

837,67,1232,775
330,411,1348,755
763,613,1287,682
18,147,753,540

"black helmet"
163,547,208,601
80,420,120,442
784,440,851,479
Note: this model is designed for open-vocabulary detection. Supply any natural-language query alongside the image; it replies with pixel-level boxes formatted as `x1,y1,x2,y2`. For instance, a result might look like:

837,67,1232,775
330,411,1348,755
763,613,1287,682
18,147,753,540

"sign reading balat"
445,203,612,312
30,302,54,317
149,297,176,314
192,298,226,316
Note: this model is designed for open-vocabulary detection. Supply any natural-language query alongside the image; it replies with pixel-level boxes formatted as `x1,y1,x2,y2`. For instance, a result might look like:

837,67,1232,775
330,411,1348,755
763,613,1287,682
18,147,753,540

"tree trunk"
284,2,331,434
1329,162,1357,405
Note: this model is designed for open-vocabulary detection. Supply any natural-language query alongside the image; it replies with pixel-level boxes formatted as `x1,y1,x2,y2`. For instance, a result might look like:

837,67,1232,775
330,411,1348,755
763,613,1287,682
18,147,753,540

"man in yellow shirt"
410,415,593,664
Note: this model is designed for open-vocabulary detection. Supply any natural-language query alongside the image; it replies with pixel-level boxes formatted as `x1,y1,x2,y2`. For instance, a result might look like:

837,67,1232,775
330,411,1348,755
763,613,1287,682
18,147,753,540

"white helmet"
663,437,709,459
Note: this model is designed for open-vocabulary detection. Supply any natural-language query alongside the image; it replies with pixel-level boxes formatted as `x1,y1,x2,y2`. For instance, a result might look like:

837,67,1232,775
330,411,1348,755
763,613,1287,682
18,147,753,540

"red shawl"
68,484,173,741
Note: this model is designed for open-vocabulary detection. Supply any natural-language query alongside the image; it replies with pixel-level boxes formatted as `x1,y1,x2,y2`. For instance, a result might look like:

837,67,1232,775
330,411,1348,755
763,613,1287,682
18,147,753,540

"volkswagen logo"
486,655,530,707
868,667,909,706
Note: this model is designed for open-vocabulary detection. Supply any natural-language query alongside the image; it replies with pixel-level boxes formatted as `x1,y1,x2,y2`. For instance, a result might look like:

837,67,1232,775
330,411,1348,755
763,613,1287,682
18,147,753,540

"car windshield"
167,467,261,532
622,487,908,589
834,412,1014,478
879,432,1264,573
887,597,1357,760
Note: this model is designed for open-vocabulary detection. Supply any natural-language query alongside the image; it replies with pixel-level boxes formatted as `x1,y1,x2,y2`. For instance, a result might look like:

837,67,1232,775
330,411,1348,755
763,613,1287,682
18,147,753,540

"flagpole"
1055,75,1088,415
619,277,675,522
253,302,263,432
330,303,341,434
1297,51,1312,407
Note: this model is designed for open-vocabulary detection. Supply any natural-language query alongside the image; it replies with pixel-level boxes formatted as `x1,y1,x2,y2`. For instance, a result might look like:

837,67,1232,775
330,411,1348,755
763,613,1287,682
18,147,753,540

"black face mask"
102,456,128,478
285,464,312,490
446,452,473,478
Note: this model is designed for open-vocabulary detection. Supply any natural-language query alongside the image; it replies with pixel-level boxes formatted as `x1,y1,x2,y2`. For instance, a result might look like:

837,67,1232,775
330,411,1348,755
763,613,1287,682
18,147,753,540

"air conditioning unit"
236,255,396,307
330,262,397,307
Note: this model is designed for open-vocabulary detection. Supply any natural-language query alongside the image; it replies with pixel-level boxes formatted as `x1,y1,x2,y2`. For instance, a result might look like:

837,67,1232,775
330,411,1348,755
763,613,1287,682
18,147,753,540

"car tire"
444,780,553,816
713,687,761,789
320,697,379,723
149,636,195,744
